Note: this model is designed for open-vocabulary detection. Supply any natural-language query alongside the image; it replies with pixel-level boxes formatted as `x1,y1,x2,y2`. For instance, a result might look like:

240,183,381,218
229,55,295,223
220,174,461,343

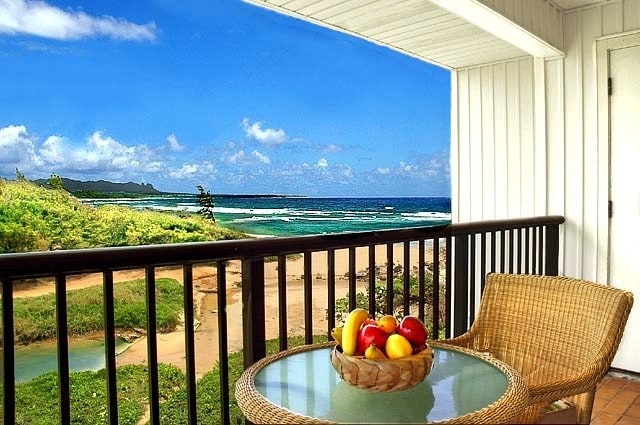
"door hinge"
608,77,613,96
609,200,613,218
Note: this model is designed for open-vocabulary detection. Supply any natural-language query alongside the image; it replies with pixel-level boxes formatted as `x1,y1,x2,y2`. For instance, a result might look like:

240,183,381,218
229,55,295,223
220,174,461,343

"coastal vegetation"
0,179,244,254
5,278,184,345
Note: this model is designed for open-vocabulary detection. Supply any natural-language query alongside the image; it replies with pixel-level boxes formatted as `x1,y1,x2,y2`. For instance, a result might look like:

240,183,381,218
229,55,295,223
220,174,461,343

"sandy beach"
14,243,433,378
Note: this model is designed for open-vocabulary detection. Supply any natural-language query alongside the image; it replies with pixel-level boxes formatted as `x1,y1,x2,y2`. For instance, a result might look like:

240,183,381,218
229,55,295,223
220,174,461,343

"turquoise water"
85,195,451,236
10,339,129,383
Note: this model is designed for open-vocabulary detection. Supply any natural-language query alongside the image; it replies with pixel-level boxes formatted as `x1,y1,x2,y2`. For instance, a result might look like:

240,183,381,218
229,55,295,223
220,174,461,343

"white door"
609,42,640,373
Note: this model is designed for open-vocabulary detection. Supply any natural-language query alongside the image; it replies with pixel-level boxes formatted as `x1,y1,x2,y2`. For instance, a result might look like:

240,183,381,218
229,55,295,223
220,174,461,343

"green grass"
14,364,186,425
5,278,184,345
9,336,328,424
0,179,245,253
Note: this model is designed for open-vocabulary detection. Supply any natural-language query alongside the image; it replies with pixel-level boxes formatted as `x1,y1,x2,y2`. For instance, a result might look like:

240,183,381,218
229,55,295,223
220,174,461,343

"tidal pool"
6,339,130,383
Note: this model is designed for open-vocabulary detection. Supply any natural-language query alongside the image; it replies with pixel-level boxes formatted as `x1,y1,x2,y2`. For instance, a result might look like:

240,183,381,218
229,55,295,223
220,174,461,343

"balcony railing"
0,215,564,424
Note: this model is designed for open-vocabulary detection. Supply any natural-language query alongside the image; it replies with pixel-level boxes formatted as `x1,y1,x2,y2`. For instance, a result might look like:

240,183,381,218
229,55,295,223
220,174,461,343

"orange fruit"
376,315,397,334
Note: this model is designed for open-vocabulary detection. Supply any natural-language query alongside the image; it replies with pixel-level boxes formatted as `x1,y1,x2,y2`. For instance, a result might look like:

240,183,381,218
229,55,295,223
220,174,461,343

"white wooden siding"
452,0,640,281
452,57,540,223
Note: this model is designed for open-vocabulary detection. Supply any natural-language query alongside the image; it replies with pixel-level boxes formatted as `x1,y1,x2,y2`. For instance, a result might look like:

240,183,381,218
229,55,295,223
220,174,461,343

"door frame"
596,30,640,284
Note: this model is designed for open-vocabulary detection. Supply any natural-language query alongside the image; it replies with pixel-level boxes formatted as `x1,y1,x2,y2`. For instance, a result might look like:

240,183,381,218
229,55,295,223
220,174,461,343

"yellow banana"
331,326,343,346
364,344,388,360
341,308,370,355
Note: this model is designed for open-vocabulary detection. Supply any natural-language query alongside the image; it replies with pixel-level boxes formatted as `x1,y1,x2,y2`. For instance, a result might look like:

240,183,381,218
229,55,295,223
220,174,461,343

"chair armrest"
526,367,601,404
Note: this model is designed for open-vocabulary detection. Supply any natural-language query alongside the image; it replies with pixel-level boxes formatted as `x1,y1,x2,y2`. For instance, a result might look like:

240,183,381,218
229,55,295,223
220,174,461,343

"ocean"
84,195,451,237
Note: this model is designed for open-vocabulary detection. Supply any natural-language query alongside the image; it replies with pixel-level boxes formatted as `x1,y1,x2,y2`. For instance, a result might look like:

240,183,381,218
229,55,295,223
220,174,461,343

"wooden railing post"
2,277,15,425
55,274,71,425
304,252,313,345
217,262,231,425
544,224,560,276
453,235,469,337
144,269,160,425
102,271,119,425
242,257,266,368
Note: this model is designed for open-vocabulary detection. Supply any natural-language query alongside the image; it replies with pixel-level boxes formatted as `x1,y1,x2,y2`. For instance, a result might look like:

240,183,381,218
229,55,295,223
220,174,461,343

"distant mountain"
34,177,164,194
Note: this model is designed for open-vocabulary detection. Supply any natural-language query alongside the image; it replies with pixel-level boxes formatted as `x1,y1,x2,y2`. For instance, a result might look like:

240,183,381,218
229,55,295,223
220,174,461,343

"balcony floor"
592,372,640,425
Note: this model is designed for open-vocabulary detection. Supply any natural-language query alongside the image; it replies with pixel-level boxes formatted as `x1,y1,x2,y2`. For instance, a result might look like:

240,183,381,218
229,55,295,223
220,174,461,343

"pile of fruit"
332,308,431,360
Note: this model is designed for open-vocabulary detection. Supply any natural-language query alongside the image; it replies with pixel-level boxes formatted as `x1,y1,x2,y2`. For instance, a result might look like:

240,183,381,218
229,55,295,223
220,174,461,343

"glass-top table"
236,341,528,424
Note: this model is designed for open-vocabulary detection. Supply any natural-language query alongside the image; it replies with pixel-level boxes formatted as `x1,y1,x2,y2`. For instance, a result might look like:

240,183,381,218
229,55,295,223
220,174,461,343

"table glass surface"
254,346,508,423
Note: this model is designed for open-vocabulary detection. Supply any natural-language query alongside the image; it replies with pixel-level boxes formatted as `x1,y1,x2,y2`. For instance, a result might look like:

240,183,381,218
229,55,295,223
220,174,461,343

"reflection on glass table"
236,342,528,424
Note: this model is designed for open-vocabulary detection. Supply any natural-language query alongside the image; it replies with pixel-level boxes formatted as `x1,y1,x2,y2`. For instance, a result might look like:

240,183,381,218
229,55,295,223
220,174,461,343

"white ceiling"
247,0,600,69
247,0,529,69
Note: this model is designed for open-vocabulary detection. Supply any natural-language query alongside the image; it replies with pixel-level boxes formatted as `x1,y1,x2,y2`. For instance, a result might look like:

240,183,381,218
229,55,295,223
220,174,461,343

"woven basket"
330,345,434,392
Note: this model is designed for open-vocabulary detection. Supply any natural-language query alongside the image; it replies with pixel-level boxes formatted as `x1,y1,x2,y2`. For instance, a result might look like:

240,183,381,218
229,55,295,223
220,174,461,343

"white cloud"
252,150,271,164
0,124,235,190
379,152,450,180
0,124,39,164
399,162,416,173
272,160,354,185
166,133,184,152
168,163,198,179
167,161,215,180
84,131,141,169
226,149,245,164
0,0,156,41
0,124,165,178
40,134,66,163
242,118,287,147
222,147,271,165
323,143,341,153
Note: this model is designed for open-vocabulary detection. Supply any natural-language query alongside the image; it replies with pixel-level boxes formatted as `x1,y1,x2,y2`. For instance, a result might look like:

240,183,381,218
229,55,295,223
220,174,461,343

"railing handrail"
2,214,566,425
0,216,564,279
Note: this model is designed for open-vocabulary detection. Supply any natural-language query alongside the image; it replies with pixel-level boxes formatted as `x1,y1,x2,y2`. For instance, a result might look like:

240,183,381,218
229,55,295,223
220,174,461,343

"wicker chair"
437,273,633,424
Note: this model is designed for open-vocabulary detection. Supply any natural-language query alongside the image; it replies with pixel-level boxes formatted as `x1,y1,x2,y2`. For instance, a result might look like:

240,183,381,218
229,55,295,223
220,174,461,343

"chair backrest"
471,274,633,386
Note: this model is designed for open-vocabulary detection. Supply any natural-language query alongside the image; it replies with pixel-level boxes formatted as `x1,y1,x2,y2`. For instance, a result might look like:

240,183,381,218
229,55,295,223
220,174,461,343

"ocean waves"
84,195,451,236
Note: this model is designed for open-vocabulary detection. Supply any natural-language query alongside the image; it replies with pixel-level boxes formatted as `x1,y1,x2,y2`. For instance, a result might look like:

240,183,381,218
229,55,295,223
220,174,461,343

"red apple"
356,324,389,355
396,316,429,347
412,343,428,355
361,318,377,328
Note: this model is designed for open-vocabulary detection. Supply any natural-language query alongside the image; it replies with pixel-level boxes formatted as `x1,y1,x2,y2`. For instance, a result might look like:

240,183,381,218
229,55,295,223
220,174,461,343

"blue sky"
0,0,451,196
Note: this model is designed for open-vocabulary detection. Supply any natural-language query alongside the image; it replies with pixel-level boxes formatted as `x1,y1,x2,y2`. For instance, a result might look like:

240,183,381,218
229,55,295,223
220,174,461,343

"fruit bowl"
330,344,434,392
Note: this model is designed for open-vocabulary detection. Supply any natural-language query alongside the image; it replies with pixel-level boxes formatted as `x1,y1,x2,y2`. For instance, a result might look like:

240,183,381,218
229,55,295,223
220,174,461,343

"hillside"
33,177,163,194
0,180,244,253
